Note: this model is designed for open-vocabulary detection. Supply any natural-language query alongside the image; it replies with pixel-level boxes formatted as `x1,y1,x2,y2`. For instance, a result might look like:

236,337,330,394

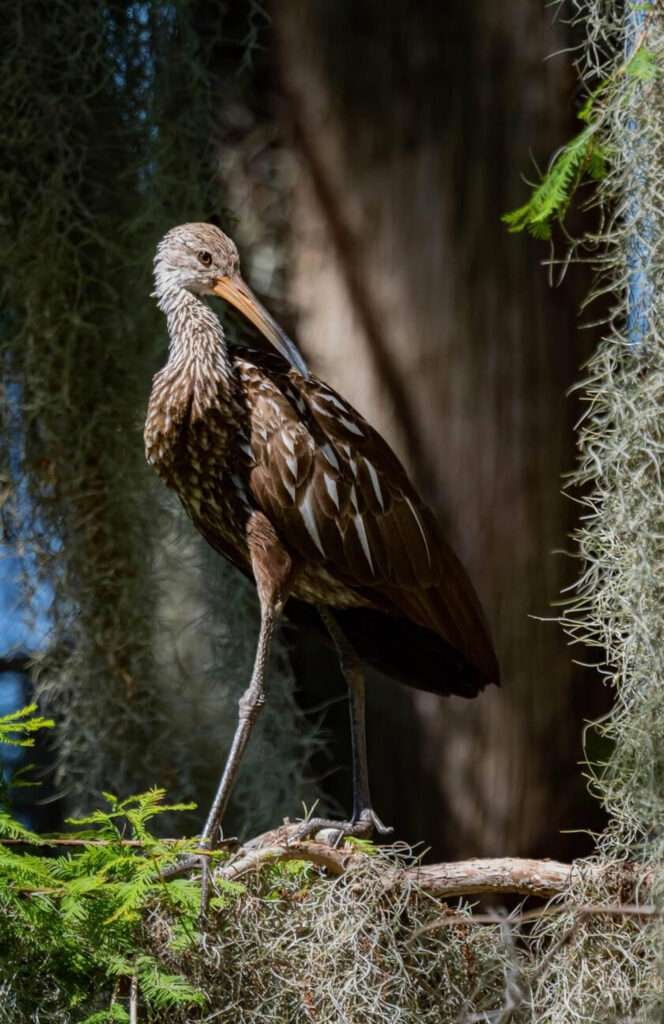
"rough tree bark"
273,0,606,861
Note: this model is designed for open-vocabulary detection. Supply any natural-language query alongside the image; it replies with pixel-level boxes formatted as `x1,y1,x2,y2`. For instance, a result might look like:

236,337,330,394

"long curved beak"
212,274,309,377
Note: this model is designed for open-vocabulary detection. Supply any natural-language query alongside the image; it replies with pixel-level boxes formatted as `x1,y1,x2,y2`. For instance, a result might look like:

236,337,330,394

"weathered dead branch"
212,824,654,900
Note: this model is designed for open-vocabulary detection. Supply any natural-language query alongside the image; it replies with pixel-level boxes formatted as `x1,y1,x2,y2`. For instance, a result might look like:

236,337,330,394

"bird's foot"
158,835,238,880
290,807,393,846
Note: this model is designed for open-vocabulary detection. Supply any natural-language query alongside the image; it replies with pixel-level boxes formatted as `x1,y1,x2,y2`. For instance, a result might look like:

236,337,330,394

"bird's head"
154,222,308,375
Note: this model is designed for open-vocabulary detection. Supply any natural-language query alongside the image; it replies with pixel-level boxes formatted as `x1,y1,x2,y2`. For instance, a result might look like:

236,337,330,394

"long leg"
196,598,276,913
319,606,373,822
171,513,292,910
200,600,275,849
292,607,392,840
200,511,292,850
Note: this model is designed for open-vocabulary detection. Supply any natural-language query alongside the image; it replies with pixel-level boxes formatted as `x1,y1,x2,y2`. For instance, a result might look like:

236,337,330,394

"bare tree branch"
219,844,584,898
216,825,655,900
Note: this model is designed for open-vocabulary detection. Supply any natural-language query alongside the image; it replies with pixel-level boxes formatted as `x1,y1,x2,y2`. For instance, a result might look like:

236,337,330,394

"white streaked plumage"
353,514,374,573
364,459,385,512
324,474,340,509
299,487,326,557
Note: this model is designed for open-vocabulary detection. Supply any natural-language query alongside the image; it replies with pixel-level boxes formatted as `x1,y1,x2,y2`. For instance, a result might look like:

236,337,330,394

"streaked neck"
160,287,233,397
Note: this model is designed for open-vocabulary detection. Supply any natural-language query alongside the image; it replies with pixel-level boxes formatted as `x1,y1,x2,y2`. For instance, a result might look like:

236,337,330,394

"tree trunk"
274,0,606,860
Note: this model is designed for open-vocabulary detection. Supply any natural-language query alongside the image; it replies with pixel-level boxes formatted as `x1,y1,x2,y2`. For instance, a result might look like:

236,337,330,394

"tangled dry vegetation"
139,837,656,1024
148,848,510,1024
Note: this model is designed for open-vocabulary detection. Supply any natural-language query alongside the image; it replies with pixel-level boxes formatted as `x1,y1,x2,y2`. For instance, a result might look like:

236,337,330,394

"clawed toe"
361,808,393,836
159,853,206,881
290,808,393,845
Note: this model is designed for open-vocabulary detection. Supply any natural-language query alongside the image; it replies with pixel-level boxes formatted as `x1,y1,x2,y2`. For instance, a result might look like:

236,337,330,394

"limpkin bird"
146,223,498,861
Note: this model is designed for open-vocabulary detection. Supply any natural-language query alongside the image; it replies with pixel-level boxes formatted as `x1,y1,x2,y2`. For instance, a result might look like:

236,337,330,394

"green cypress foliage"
503,45,658,238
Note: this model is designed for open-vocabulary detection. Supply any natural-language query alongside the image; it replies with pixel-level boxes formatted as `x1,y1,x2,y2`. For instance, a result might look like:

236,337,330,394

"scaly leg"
293,606,392,842
200,602,275,849
194,600,275,910
166,513,292,913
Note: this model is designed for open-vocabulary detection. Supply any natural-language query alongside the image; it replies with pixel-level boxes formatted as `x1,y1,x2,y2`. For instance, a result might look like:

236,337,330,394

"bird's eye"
197,251,212,268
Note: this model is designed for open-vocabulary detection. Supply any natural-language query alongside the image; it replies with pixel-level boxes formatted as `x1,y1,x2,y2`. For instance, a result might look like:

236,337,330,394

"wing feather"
235,351,497,684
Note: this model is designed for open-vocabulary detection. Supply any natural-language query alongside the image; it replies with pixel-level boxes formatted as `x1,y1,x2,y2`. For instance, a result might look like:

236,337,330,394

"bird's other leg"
292,606,392,843
195,513,293,911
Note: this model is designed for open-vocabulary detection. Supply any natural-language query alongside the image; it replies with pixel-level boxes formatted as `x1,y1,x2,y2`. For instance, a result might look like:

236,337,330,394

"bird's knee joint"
238,690,265,721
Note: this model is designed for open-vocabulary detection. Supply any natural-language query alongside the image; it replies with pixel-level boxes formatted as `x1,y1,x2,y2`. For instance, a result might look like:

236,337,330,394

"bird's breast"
145,363,235,475
145,368,253,556
170,420,253,554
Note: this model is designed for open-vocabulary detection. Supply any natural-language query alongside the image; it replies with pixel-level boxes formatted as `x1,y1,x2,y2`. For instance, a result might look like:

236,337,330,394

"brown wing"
236,351,497,683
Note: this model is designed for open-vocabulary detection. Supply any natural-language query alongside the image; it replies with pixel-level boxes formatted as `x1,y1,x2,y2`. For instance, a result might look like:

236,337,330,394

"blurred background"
0,0,610,862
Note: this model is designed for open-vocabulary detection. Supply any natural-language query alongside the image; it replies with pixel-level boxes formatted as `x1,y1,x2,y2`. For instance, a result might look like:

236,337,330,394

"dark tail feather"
284,600,498,698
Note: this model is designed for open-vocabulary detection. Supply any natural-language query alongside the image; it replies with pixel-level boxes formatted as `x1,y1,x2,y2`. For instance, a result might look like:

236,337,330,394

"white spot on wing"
354,514,374,573
404,495,432,567
300,488,326,557
324,474,340,509
338,416,364,436
350,485,359,512
320,443,340,470
282,432,296,455
364,459,385,511
285,454,297,478
320,391,347,411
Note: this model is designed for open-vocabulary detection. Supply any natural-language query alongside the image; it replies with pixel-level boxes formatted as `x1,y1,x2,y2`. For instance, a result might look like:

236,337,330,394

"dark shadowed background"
0,0,609,863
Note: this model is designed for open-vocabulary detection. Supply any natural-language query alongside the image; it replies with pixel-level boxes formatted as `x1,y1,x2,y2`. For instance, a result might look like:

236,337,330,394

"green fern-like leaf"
344,835,379,855
66,789,196,844
0,704,54,748
136,955,206,1010
502,125,598,238
503,44,654,239
80,1007,130,1024
0,808,43,842
0,784,216,1019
